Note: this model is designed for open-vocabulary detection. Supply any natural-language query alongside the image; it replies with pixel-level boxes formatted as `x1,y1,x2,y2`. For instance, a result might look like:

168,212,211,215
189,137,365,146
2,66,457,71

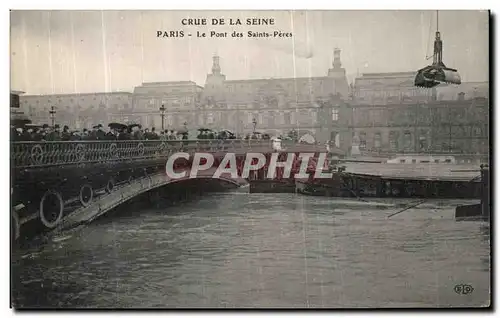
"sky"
10,10,489,95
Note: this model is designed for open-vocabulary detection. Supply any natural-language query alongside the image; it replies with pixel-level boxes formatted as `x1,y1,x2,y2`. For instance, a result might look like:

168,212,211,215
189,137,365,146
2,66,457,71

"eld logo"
454,284,474,295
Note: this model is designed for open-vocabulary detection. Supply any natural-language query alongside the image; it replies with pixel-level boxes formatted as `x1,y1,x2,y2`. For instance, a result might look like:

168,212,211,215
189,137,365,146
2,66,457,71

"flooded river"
12,193,490,308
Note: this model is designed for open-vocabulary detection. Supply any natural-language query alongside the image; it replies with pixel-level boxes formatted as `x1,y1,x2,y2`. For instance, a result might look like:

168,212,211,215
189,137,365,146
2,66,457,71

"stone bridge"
10,139,344,242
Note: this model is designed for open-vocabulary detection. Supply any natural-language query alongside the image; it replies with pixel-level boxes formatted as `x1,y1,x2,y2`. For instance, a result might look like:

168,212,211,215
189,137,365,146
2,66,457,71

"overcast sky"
10,10,489,95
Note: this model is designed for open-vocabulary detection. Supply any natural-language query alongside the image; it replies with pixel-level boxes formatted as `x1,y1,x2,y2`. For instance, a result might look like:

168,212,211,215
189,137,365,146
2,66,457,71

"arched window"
404,131,412,151
419,130,428,151
359,132,367,150
206,113,214,124
374,132,382,149
332,108,339,121
389,131,399,151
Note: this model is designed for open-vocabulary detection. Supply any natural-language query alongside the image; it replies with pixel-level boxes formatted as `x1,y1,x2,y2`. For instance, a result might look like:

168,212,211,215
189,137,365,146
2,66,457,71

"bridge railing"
11,139,275,169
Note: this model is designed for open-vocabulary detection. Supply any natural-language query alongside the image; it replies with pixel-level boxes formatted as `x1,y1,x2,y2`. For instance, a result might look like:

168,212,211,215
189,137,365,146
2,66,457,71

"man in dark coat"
21,127,34,141
95,124,106,140
82,128,92,140
118,127,131,140
150,127,159,140
45,124,61,141
61,125,71,141
132,126,144,140
105,128,117,140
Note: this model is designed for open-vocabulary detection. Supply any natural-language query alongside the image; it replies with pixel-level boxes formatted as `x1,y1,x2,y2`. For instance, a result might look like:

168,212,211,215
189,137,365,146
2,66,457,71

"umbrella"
217,130,232,139
198,128,213,132
299,133,315,144
127,123,142,129
108,123,128,130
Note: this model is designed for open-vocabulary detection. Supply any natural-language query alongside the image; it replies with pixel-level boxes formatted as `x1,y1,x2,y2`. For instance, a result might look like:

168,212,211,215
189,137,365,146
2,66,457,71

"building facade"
348,72,489,154
197,49,350,144
106,81,204,130
20,92,133,129
17,49,351,146
17,50,489,155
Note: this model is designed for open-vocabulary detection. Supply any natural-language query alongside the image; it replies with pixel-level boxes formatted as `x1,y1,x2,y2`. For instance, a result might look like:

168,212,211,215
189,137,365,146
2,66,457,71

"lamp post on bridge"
159,104,166,131
49,106,56,129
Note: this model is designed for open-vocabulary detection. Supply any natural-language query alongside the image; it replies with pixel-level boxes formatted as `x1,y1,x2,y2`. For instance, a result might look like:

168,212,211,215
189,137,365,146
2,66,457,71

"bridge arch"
52,171,248,233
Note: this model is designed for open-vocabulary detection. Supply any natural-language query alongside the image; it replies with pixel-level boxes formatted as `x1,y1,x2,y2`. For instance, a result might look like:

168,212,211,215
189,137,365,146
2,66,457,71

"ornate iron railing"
11,139,277,169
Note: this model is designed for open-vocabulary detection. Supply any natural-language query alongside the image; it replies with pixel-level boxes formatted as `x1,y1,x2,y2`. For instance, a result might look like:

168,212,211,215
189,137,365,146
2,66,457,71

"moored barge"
296,154,486,199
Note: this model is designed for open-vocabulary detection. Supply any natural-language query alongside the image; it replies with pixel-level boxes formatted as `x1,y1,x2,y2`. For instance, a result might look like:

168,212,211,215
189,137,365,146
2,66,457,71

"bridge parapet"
11,139,277,169
10,138,344,242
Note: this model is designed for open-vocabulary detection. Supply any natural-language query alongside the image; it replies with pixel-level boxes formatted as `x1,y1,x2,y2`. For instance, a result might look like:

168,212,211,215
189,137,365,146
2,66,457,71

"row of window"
356,131,425,151
355,130,487,152
352,106,488,126
216,80,327,92
23,96,129,104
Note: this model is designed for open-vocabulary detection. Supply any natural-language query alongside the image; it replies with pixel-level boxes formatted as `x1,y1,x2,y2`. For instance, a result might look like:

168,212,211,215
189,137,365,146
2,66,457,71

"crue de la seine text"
156,18,292,38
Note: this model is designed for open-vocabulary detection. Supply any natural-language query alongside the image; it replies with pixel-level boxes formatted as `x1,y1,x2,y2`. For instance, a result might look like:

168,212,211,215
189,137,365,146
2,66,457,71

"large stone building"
17,48,489,155
348,72,489,154
196,49,350,143
18,49,351,145
108,81,204,130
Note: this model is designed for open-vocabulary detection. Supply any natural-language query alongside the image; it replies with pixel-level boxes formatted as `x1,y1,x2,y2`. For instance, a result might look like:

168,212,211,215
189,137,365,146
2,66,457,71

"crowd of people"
10,118,310,143
10,122,242,142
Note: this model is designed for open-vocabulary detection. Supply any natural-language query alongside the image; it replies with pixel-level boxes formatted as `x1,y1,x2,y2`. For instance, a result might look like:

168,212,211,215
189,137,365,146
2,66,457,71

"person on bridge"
118,127,131,140
131,126,144,140
45,125,61,141
159,130,167,140
105,128,117,140
94,124,106,140
21,127,34,141
11,127,21,141
81,128,92,140
70,131,82,141
61,125,71,141
147,127,159,140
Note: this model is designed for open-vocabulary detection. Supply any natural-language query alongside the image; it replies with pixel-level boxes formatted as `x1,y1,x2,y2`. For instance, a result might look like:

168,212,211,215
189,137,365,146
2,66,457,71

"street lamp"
159,104,166,131
49,106,56,128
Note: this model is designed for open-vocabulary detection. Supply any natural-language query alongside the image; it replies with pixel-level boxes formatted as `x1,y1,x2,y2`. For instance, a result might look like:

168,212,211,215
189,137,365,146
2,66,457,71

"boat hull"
296,174,482,199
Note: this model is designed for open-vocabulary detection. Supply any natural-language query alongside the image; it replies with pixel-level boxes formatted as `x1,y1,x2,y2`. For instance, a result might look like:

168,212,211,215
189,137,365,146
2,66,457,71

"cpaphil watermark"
165,152,333,179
